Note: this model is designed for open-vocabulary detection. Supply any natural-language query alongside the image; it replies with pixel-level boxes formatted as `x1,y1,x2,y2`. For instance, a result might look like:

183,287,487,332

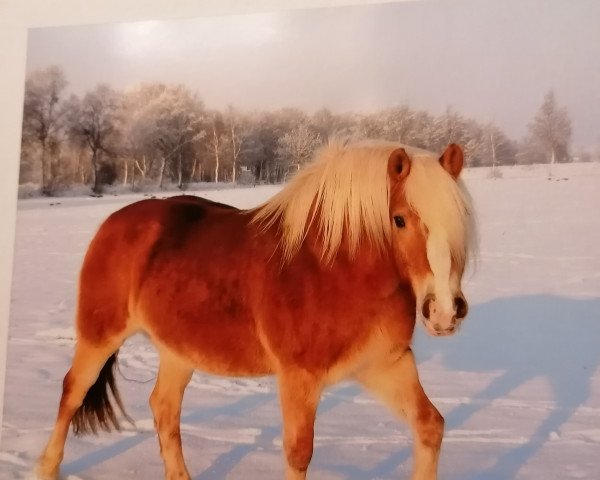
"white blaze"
425,230,454,316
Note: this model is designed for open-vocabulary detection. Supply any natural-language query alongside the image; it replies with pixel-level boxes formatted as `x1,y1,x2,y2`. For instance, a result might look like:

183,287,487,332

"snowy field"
1,163,600,479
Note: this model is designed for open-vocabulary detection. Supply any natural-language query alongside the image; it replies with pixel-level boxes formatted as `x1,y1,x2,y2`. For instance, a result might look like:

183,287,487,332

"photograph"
1,0,599,479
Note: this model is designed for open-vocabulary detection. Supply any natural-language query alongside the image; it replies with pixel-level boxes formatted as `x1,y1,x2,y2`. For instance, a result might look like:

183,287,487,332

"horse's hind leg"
356,348,444,480
36,337,124,479
149,349,193,480
278,369,322,480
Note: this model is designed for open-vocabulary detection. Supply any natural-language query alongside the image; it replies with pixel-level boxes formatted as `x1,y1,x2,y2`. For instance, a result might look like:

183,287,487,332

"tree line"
20,65,575,195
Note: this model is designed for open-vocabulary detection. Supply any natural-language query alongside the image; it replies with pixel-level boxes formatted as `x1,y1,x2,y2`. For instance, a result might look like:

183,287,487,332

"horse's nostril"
454,295,468,319
422,294,435,319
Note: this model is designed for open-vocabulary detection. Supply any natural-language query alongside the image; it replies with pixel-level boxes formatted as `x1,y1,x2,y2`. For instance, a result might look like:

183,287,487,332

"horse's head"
387,144,472,336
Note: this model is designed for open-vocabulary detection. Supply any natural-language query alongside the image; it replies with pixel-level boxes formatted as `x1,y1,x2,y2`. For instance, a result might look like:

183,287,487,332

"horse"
36,140,474,480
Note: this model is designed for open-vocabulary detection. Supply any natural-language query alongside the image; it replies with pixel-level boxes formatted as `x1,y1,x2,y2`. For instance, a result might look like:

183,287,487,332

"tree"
311,108,356,140
237,117,269,183
207,111,226,183
225,105,245,183
380,106,417,143
482,123,516,169
119,83,168,189
528,91,572,166
355,113,384,140
137,85,206,188
311,108,337,139
429,108,469,152
65,85,121,193
243,111,298,183
276,123,322,179
22,66,68,193
403,110,434,150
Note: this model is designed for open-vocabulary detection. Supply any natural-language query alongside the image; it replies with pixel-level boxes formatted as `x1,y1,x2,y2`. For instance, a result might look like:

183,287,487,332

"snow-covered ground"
1,163,599,479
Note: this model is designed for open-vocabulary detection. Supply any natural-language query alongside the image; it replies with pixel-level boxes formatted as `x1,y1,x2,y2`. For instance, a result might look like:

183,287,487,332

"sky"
25,0,600,150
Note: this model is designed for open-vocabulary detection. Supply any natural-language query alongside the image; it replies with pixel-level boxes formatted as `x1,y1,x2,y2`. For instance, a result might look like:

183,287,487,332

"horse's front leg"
277,369,323,480
356,347,444,480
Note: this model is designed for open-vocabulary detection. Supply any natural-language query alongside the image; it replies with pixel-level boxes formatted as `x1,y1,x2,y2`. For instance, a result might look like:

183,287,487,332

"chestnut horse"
37,141,474,480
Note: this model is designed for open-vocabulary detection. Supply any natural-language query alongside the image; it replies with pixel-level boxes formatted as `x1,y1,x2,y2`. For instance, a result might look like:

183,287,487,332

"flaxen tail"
71,351,132,435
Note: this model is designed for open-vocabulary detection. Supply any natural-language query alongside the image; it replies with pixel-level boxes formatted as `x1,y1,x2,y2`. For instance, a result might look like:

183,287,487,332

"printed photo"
2,1,599,479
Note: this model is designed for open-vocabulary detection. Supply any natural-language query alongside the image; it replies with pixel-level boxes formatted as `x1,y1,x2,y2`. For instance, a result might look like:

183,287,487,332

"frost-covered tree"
242,114,274,183
276,123,322,179
65,85,121,193
22,66,68,193
429,108,469,151
215,106,258,183
528,91,572,165
311,108,356,140
119,83,168,188
461,120,488,166
19,67,534,190
243,110,306,183
138,85,206,188
380,106,417,143
483,123,516,169
227,107,241,183
311,108,337,140
207,111,226,183
354,114,383,140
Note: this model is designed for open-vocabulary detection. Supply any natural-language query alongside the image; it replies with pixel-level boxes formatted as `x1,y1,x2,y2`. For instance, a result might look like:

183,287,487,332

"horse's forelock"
403,155,474,266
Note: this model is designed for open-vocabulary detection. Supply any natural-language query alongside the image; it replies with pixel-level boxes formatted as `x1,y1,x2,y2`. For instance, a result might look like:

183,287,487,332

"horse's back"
162,194,239,210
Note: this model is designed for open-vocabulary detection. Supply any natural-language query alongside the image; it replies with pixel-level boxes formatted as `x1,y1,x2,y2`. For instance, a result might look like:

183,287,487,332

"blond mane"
252,140,474,264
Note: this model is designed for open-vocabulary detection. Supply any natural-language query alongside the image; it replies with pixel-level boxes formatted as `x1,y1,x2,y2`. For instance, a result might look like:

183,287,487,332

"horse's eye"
394,216,406,228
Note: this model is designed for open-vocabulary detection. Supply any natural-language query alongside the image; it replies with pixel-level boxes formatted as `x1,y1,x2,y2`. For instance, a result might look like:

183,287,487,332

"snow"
1,163,600,479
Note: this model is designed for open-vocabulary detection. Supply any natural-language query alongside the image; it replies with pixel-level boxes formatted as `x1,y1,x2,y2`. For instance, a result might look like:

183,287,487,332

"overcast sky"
26,0,600,150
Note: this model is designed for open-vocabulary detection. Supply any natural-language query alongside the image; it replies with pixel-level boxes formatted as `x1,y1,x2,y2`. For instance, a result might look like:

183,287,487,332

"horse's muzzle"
421,292,468,336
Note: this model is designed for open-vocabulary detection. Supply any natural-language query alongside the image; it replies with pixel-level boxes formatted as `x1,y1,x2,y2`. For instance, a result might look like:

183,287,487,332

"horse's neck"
252,216,404,296
301,227,401,296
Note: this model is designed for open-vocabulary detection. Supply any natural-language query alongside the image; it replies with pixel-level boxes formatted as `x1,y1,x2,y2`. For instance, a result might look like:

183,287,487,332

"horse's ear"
439,144,464,179
387,148,411,183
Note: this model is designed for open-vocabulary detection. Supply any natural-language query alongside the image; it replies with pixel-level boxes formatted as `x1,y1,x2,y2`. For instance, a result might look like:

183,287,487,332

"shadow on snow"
316,294,600,479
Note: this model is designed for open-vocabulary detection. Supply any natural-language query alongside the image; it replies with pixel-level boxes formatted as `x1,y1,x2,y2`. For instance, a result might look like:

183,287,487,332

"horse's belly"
137,290,273,377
